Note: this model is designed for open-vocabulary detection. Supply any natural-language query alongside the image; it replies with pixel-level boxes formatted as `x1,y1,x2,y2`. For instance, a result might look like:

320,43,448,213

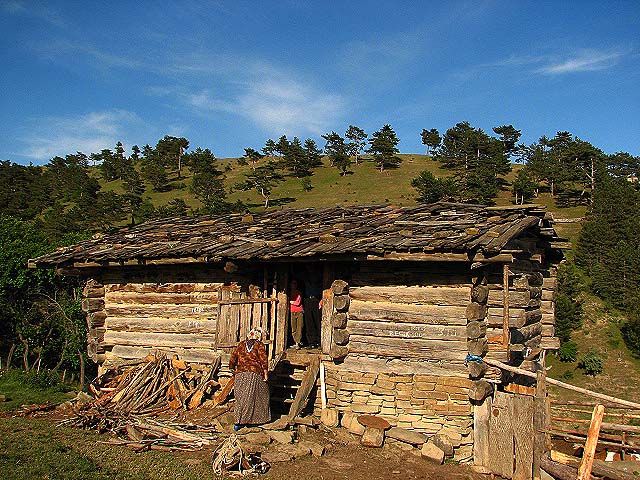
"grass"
95,154,588,221
0,369,76,412
546,293,640,403
0,417,214,480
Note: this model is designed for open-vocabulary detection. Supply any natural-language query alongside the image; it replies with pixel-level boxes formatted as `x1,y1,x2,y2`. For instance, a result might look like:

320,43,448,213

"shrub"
578,351,604,376
621,317,640,357
558,341,578,362
560,370,574,381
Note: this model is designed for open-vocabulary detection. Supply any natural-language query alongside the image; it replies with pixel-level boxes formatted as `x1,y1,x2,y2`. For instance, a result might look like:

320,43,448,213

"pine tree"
322,132,350,175
368,124,401,171
411,171,456,203
188,148,228,214
241,148,263,170
303,138,323,169
282,137,311,177
262,139,277,157
420,128,441,154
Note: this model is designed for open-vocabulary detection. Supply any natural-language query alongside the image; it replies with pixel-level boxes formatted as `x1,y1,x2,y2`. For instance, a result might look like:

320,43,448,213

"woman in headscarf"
228,327,271,430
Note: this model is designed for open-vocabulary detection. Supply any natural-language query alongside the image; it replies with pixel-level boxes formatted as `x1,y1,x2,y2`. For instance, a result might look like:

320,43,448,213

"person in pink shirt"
289,279,304,349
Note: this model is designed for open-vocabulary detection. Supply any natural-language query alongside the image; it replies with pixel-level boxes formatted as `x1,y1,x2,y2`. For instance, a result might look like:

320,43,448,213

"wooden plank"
347,319,466,341
105,303,219,317
513,394,535,480
105,282,224,293
489,391,514,478
107,345,220,364
503,264,510,347
276,291,288,355
489,289,530,308
320,288,334,355
577,405,605,480
473,395,491,468
105,316,217,334
348,335,467,360
349,285,471,306
287,356,320,420
104,291,220,304
103,331,217,349
349,300,467,325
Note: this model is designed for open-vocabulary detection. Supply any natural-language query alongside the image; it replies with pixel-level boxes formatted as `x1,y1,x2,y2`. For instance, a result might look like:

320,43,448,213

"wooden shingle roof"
29,202,562,269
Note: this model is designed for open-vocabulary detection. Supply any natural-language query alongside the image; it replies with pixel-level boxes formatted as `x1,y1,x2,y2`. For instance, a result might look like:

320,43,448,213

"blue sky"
1,0,639,164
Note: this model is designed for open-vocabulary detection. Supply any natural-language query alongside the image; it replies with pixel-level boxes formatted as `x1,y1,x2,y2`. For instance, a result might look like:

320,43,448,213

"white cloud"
0,0,65,27
536,50,625,74
483,49,628,75
20,110,140,160
181,67,346,136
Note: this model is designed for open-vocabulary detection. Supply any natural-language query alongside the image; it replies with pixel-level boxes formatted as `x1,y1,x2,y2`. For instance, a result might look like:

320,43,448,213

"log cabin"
30,201,564,464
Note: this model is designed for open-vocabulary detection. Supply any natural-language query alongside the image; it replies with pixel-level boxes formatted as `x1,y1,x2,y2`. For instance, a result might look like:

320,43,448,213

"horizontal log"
87,311,106,327
83,286,105,298
488,289,530,307
542,324,555,336
541,337,560,350
349,285,471,306
541,300,554,314
105,282,225,293
469,380,493,401
330,345,349,359
467,361,488,379
466,303,487,321
106,345,222,364
487,308,541,328
105,316,218,334
105,303,219,318
348,300,467,325
332,354,468,376
333,294,350,312
542,313,555,325
466,321,487,339
467,338,488,355
510,322,542,344
331,313,347,328
81,298,104,312
549,450,636,480
348,335,467,361
332,328,350,346
331,280,349,295
103,331,217,349
529,287,542,299
541,289,555,301
104,291,220,305
347,319,467,341
470,285,489,304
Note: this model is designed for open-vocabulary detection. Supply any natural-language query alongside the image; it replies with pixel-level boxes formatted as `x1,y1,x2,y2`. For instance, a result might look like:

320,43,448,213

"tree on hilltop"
345,125,367,165
368,124,401,172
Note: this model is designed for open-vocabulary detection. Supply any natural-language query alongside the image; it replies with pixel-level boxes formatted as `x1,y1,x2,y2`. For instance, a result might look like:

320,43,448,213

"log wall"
82,265,267,366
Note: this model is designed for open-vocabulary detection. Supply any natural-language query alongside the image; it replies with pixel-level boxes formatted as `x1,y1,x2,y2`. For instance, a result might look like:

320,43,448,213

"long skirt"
234,371,271,425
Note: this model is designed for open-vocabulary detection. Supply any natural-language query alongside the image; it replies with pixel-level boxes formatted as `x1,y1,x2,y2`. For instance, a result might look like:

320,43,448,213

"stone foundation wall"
321,365,474,462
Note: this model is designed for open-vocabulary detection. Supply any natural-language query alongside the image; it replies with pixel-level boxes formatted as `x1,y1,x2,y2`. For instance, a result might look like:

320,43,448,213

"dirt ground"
0,410,486,480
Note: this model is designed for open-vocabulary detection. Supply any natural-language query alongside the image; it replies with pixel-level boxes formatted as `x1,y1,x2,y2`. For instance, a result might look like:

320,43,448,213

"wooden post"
577,404,605,480
269,270,277,359
533,369,547,480
503,263,510,347
319,361,327,409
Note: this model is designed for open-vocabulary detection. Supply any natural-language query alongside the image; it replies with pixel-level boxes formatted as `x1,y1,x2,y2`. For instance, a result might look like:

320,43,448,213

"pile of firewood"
86,354,221,415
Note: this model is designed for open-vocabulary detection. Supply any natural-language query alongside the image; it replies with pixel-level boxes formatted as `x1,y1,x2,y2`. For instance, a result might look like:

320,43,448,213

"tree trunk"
5,343,15,369
78,350,85,391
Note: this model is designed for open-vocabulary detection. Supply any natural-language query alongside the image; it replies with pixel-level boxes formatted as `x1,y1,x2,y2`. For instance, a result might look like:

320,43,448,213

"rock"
218,411,236,427
361,427,385,448
299,440,325,457
341,411,356,429
237,426,261,434
0,394,6,402
262,450,294,463
75,391,93,404
293,444,312,458
386,427,428,446
421,441,445,464
347,417,366,435
431,434,454,457
267,430,294,445
242,432,272,445
321,408,339,427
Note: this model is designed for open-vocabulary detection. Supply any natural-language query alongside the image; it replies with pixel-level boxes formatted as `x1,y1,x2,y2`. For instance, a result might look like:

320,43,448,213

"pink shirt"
290,291,304,313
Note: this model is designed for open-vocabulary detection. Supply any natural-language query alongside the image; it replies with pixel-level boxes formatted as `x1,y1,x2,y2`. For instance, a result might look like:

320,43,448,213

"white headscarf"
246,327,263,352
